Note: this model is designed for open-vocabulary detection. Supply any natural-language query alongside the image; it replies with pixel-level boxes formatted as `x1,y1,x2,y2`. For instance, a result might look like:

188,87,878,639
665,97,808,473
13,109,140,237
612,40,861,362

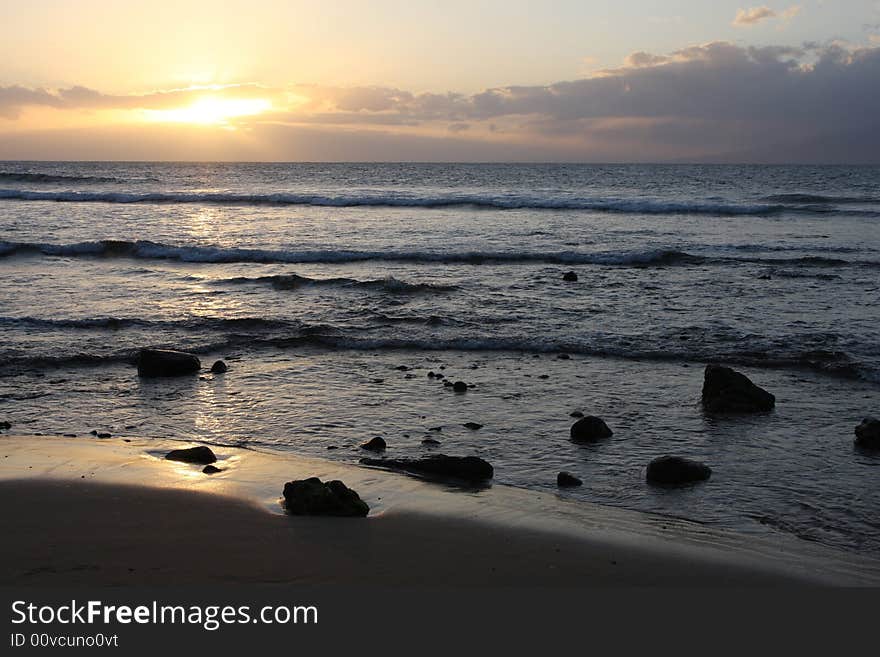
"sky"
1,0,879,162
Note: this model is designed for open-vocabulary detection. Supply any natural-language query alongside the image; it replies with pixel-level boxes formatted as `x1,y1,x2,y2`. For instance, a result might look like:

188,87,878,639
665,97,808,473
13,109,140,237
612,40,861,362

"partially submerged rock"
137,348,201,378
0,421,11,430
452,381,468,393
701,364,775,413
854,417,880,449
360,454,494,483
463,422,483,430
361,436,387,452
570,416,613,443
562,271,578,282
557,471,583,487
202,464,222,474
283,477,369,517
210,360,228,374
646,456,711,485
165,445,217,465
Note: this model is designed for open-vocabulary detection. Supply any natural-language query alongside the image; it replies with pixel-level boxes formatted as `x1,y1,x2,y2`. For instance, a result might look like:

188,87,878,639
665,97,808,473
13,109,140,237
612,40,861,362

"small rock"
557,471,583,487
428,426,442,432
283,477,369,517
63,433,77,438
427,371,436,378
137,348,201,378
562,271,578,282
646,456,712,485
557,353,571,360
361,436,387,452
854,417,880,449
210,360,228,374
443,380,453,387
0,421,11,430
395,365,409,371
202,465,222,474
165,446,217,464
422,437,441,446
96,432,112,439
570,416,613,443
538,374,549,379
360,454,493,483
463,422,483,430
452,381,468,393
701,364,775,413
326,446,338,450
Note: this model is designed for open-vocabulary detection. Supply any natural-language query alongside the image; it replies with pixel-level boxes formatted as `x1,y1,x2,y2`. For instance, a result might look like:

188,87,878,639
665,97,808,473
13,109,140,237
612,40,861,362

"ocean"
0,162,878,554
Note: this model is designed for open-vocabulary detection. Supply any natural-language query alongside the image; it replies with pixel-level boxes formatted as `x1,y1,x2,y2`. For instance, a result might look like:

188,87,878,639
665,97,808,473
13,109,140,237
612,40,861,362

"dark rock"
282,477,369,517
361,436,387,452
452,381,468,393
463,422,483,430
395,365,409,371
854,417,880,449
210,360,228,374
137,348,201,378
372,378,384,384
326,445,338,450
538,374,549,379
569,411,584,418
646,456,712,485
557,471,583,487
165,446,217,464
421,437,441,446
96,432,112,439
435,373,445,379
63,433,77,438
570,416,613,443
557,353,571,360
202,465,222,474
360,454,494,483
89,430,98,436
0,421,10,430
562,271,578,282
428,426,442,432
443,380,453,387
701,364,775,413
427,371,436,378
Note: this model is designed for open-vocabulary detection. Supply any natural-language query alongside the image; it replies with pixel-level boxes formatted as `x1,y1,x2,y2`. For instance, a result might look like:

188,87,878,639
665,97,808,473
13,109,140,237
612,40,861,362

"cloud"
733,7,777,26
2,40,880,162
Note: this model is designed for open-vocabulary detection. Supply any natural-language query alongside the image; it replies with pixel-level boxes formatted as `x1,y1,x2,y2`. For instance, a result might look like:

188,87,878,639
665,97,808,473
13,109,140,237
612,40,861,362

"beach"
1,434,879,587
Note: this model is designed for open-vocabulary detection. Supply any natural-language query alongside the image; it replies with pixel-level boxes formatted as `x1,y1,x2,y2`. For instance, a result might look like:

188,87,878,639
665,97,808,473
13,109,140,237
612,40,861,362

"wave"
2,330,874,382
0,315,312,333
762,193,880,205
2,239,878,269
0,172,121,184
219,273,458,294
2,187,877,216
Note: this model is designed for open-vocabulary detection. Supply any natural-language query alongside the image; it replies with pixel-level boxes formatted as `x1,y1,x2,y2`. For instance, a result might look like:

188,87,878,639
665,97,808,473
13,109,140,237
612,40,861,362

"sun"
142,96,271,125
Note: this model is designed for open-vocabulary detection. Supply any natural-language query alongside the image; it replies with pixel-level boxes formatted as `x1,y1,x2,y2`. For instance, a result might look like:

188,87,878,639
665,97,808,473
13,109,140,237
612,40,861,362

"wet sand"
1,435,879,586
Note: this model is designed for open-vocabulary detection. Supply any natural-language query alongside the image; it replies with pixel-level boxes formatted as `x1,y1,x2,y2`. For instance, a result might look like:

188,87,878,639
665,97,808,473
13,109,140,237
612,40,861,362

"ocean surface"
0,162,878,555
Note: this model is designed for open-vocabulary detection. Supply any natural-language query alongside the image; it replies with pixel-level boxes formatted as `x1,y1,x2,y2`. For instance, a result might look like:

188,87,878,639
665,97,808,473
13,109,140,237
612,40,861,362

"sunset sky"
2,0,879,162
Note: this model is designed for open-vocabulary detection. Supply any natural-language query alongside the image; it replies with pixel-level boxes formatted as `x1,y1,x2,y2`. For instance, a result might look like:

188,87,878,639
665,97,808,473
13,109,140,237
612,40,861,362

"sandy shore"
1,434,879,586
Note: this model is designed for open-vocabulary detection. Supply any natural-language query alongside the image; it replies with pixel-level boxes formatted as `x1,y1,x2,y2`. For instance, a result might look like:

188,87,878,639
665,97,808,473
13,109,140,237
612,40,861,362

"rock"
557,353,571,360
394,365,409,371
557,471,583,487
463,422,483,430
210,360,228,374
282,477,369,517
137,348,201,378
427,371,436,378
421,437,441,446
0,421,10,430
538,374,549,379
854,417,880,449
569,411,584,418
360,454,494,483
701,364,775,413
570,416,613,443
452,381,468,393
361,436,387,452
646,456,712,485
443,380,453,387
202,465,222,474
165,446,217,464
562,271,578,282
428,426,442,432
96,432,112,439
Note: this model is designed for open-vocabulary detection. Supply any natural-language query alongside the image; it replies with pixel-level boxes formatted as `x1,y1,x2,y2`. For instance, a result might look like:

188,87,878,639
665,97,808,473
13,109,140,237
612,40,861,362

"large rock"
137,349,201,377
361,436,387,452
165,446,217,464
570,416,613,443
360,454,493,483
701,364,775,413
282,477,369,517
210,360,228,374
646,456,712,485
557,471,583,487
854,417,880,449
